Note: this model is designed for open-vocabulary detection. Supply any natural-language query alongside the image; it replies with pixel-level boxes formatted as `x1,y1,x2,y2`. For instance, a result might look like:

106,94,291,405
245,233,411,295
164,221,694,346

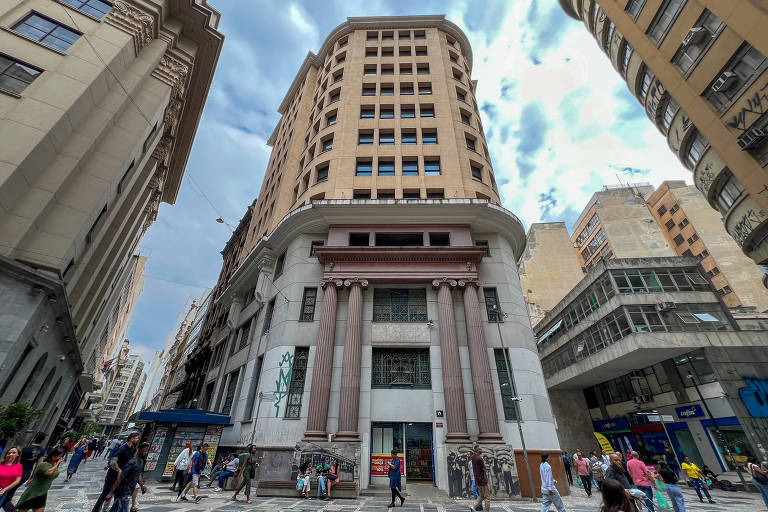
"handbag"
296,477,303,491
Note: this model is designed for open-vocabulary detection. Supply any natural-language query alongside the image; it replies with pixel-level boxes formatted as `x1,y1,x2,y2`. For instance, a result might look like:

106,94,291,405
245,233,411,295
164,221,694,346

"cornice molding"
105,0,156,54
314,246,486,265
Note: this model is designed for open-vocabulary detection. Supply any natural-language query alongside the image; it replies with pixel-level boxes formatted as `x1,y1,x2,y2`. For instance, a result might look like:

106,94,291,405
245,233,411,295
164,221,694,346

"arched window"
0,342,33,398
32,366,57,408
14,353,48,403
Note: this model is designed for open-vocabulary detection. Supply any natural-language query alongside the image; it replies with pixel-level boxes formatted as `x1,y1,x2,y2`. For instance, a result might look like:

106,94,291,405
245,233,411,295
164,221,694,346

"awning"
129,408,231,425
537,319,563,345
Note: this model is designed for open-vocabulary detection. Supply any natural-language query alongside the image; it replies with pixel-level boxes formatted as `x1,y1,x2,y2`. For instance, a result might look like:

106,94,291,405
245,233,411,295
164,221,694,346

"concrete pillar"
304,279,342,441
433,278,470,443
336,278,368,441
460,279,503,442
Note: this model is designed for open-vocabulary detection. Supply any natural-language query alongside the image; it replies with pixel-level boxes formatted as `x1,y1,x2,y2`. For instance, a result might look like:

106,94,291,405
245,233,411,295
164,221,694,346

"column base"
445,432,471,443
303,430,329,442
477,432,504,444
333,430,360,442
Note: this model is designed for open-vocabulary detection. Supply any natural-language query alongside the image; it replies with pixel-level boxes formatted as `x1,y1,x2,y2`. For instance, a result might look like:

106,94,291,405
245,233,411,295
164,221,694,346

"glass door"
404,422,433,481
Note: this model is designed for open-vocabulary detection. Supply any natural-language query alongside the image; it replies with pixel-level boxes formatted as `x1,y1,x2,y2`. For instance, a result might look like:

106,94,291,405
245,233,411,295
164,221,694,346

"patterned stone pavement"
39,458,767,512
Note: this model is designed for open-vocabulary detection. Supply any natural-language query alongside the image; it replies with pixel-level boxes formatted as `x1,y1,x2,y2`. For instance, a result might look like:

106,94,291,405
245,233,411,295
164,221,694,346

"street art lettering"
740,377,768,418
273,351,293,417
696,162,715,194
446,445,519,498
727,83,768,131
732,209,768,246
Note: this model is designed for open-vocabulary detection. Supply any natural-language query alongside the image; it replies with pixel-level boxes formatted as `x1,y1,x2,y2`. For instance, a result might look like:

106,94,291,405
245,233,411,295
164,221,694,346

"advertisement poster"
162,426,207,477
144,426,168,472
202,425,223,475
371,453,404,476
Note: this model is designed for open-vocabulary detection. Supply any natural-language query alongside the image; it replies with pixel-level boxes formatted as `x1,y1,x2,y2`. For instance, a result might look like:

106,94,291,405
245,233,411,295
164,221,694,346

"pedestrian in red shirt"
573,451,592,497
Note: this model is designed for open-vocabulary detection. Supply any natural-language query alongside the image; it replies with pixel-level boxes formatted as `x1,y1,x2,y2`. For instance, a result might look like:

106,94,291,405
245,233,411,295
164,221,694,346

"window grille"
372,348,431,388
300,288,317,321
285,347,309,418
373,289,427,322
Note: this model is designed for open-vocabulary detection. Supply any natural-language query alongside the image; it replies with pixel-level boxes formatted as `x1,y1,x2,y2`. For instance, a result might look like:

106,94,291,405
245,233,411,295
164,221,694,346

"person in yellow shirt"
681,456,716,504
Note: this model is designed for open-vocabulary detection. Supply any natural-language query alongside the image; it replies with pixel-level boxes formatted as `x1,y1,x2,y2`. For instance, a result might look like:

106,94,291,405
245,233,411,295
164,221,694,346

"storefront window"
674,349,716,386
707,424,755,470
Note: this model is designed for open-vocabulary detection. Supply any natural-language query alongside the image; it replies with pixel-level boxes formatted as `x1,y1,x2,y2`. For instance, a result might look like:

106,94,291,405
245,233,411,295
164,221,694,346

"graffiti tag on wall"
727,83,768,132
740,377,768,418
446,445,519,498
732,209,768,246
273,351,293,417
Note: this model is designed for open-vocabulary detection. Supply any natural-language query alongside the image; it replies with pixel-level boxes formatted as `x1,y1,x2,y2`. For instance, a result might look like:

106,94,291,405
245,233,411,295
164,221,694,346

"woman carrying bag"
172,441,193,494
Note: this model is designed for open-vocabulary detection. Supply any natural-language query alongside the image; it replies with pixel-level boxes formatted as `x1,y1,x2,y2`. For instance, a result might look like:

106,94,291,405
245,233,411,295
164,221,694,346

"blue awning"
132,409,231,425
536,319,563,345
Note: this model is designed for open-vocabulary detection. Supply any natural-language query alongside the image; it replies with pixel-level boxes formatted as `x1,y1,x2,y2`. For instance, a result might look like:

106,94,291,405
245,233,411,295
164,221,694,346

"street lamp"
216,217,235,232
685,370,747,487
492,304,537,501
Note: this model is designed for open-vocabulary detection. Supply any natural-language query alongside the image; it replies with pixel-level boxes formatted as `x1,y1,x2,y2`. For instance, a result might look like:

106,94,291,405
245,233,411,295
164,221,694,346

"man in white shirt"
540,453,567,512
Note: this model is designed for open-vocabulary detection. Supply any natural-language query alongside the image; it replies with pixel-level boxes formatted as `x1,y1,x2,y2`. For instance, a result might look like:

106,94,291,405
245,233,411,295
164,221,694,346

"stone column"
336,278,368,441
304,279,342,441
432,278,470,443
460,279,503,443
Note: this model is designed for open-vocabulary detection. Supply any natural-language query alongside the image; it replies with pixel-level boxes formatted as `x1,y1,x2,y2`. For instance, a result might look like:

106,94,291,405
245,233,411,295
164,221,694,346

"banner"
371,453,404,476
594,432,615,454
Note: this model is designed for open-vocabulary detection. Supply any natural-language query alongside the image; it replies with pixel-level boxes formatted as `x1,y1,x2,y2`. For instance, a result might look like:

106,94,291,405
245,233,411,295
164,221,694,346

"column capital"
432,277,458,289
458,278,480,288
343,277,369,288
320,278,343,289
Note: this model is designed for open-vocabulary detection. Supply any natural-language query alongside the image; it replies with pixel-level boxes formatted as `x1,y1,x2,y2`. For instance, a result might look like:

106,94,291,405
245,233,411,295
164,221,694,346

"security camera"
58,354,66,362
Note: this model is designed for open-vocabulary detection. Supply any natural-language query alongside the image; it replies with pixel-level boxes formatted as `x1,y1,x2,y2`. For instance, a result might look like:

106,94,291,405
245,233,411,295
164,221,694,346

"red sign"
436,422,443,428
371,453,404,476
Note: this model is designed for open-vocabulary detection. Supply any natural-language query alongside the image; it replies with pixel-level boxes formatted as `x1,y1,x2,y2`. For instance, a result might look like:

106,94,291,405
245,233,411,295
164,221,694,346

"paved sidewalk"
41,458,767,512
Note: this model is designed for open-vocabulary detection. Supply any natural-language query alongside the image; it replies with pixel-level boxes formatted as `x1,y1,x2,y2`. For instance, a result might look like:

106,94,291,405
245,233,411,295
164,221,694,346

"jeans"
471,479,479,499
666,483,686,512
218,470,234,489
541,489,566,512
580,475,592,496
753,480,768,509
108,495,131,512
564,466,573,485
637,485,655,512
92,472,118,512
473,484,490,512
317,476,326,498
689,478,712,501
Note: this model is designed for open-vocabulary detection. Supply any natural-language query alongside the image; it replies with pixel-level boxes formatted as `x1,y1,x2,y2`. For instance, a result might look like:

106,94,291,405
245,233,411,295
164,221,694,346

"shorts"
191,473,201,487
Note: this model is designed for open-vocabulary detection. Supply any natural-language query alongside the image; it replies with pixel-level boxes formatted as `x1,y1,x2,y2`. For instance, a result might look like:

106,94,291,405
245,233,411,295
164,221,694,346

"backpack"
592,462,605,481
195,452,207,473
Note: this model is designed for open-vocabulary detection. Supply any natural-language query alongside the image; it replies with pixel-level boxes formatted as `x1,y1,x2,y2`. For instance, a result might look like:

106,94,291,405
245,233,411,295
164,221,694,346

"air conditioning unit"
655,301,677,312
634,394,653,404
738,126,768,150
682,27,709,47
711,71,737,93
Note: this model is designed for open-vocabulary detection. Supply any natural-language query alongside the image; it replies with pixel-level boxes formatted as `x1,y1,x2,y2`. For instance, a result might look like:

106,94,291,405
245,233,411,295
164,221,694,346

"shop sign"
647,415,661,423
371,453,404,476
675,404,704,419
661,415,674,422
593,417,631,432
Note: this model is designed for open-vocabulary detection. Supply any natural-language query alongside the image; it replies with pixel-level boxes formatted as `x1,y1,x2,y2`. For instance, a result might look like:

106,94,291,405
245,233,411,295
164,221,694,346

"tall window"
373,288,427,322
647,0,687,45
59,0,112,19
285,347,308,418
494,349,519,420
262,297,275,334
13,13,81,51
238,319,251,350
620,41,633,75
484,288,502,322
243,356,263,421
300,288,317,321
0,54,41,95
372,348,431,388
661,97,679,132
714,172,745,212
685,130,708,168
625,0,646,19
221,369,240,415
672,10,724,75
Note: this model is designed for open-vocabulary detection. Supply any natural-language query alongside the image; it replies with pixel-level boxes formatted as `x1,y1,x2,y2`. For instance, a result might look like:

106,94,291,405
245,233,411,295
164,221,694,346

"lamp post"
492,305,537,501
686,371,746,487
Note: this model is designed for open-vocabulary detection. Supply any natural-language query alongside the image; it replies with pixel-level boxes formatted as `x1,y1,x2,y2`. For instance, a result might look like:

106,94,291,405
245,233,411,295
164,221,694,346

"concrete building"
647,180,768,310
557,0,768,268
0,0,223,438
99,353,145,435
181,16,563,498
535,257,768,472
519,223,587,328
138,348,164,411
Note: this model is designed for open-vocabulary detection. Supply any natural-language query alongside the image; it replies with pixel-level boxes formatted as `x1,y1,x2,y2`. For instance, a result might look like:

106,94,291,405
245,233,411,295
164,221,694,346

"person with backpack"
746,457,768,508
591,458,605,491
179,443,208,503
562,452,573,486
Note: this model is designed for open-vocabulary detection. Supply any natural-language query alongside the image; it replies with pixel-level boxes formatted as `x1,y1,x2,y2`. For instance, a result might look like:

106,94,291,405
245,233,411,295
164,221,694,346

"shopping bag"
655,488,672,510
296,478,303,491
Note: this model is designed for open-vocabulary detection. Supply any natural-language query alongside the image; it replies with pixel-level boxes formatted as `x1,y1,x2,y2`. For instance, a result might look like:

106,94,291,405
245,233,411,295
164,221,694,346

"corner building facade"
558,0,768,268
191,16,562,498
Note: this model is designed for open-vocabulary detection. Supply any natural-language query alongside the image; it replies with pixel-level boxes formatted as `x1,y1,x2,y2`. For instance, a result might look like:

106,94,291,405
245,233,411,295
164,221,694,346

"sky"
125,0,692,363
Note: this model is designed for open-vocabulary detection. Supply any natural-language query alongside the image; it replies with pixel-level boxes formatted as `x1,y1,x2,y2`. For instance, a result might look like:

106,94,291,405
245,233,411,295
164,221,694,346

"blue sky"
125,0,690,363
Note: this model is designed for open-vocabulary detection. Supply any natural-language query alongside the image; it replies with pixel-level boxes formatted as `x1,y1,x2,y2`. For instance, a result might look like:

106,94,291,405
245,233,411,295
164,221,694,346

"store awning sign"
594,432,615,454
593,417,631,433
675,404,704,419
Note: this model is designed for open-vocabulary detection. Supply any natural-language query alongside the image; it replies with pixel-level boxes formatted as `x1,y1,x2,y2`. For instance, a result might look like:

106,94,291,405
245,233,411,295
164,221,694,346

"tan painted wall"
519,223,585,327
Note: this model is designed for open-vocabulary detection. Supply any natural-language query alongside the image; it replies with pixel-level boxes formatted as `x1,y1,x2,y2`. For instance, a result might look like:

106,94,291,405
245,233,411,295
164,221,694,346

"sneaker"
475,506,483,511
708,499,716,503
179,496,188,502
214,487,222,492
195,496,202,503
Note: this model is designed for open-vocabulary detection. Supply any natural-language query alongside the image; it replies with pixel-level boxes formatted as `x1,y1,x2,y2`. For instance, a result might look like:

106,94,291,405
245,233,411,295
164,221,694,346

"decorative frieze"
152,54,191,100
152,135,173,163
105,0,155,54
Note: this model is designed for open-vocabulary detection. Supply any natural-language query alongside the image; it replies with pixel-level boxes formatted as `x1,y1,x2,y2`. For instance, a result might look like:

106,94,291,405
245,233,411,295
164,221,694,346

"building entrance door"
371,422,434,484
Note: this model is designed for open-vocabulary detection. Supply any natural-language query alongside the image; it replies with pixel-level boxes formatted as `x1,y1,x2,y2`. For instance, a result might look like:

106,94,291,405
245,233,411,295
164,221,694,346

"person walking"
231,444,258,503
0,447,22,510
562,452,573,486
465,449,479,500
179,443,208,503
573,452,592,497
5,432,46,510
65,440,87,482
14,447,65,512
591,457,605,491
599,478,638,512
681,456,715,504
105,442,149,512
387,449,405,508
627,451,655,512
92,432,139,512
540,453,567,512
470,446,490,512
746,457,768,508
604,454,632,489
105,439,120,459
658,462,685,512
171,441,193,493
95,437,106,458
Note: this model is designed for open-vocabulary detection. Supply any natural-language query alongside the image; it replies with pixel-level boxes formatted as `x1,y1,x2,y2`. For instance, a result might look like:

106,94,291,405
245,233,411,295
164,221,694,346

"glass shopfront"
371,422,434,483
703,419,756,470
